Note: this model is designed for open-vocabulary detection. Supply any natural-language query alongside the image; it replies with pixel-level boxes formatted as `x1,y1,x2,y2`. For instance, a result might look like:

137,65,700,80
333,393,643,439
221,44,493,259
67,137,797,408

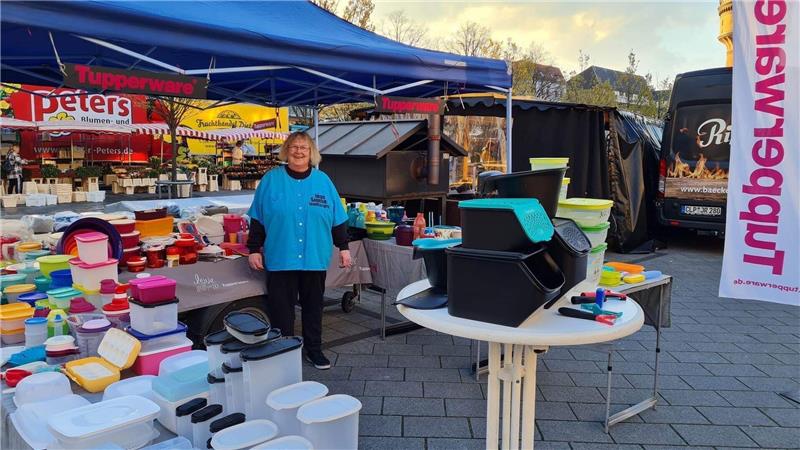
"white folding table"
397,280,644,449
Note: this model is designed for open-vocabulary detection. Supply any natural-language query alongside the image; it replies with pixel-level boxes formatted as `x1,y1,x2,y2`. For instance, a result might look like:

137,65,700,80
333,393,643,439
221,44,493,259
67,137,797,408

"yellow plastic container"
623,273,646,284
560,178,571,200
64,328,141,393
556,198,614,227
15,242,43,261
529,157,569,171
36,254,73,278
4,283,36,303
0,303,34,331
135,217,175,238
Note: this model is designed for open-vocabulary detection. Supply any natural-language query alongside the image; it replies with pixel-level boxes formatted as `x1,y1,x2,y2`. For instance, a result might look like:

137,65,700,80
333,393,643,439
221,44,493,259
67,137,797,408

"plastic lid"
552,218,591,254
240,336,303,362
204,329,235,347
580,221,610,232
296,395,363,424
47,286,77,296
411,238,462,250
74,232,108,243
73,284,99,295
69,298,96,313
4,283,35,294
209,420,278,450
120,231,141,237
558,198,613,211
25,317,47,325
250,436,313,450
97,328,141,370
79,318,112,332
191,404,223,423
129,297,179,308
562,177,571,186
18,292,48,302
459,198,554,243
100,279,118,294
267,381,329,410
176,397,208,417
221,362,243,373
209,413,246,433
529,157,569,165
103,298,130,312
103,375,156,401
590,242,609,254
220,328,281,353
223,311,270,336
47,395,159,441
36,254,72,264
207,372,225,384
69,258,119,269
126,322,188,340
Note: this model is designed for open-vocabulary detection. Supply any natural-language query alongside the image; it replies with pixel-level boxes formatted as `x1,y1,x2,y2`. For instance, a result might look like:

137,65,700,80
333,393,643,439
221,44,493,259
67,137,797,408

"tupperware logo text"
195,274,220,292
64,64,207,98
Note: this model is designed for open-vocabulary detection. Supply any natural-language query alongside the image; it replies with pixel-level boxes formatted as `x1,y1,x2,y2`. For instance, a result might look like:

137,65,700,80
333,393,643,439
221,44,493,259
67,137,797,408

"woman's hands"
339,250,352,269
248,252,264,271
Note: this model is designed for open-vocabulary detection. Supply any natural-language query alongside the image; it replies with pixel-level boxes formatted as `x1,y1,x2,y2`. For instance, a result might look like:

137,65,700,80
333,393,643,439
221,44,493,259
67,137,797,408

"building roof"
531,63,565,81
316,119,467,158
574,65,648,91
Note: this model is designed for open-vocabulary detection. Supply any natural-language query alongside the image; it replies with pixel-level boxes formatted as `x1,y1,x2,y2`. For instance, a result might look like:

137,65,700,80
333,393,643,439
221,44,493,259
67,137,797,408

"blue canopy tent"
1,0,514,168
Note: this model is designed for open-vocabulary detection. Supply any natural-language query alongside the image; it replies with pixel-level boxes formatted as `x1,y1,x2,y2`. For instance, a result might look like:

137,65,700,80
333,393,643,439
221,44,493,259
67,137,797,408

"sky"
371,1,725,85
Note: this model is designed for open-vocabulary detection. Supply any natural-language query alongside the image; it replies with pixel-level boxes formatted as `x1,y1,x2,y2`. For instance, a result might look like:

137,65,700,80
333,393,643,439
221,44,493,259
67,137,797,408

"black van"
657,67,732,233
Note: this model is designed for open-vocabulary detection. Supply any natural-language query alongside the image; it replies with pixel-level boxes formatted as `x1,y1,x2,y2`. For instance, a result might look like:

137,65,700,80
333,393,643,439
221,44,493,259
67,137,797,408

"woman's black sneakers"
305,350,331,370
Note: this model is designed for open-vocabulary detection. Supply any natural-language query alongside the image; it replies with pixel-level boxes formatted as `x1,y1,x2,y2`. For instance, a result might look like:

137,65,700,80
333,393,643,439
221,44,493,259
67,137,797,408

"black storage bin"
459,199,553,252
479,168,567,217
446,245,565,327
550,218,591,295
413,245,449,293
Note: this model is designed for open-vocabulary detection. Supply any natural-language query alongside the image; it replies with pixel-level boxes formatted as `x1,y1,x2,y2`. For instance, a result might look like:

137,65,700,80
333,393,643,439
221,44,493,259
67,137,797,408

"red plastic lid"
103,298,129,312
100,279,118,294
166,247,182,255
74,232,108,243
69,297,96,313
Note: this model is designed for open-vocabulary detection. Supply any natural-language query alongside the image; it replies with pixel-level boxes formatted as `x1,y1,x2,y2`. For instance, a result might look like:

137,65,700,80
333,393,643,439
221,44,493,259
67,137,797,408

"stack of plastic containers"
556,198,613,285
241,336,303,420
1,302,34,344
68,232,118,291
151,351,210,433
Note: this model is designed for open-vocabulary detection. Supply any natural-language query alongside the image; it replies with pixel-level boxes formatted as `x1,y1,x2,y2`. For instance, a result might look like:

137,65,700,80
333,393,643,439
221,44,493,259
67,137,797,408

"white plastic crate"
25,194,47,207
86,190,106,202
44,194,58,205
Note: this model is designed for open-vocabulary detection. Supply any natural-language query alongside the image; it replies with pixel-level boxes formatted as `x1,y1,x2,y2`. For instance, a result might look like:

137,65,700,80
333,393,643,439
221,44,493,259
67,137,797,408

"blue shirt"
248,166,347,271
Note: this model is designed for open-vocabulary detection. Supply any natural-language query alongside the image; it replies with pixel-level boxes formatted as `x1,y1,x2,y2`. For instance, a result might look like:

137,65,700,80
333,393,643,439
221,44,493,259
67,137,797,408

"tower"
718,0,733,67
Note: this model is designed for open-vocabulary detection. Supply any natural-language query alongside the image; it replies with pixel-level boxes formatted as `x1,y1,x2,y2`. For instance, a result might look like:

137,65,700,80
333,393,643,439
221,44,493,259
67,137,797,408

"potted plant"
40,164,60,180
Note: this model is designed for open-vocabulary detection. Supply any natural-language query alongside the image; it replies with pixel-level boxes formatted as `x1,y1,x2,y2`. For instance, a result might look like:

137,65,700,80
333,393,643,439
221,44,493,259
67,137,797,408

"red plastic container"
109,219,136,234
133,278,177,304
120,231,141,249
127,257,146,273
131,339,192,375
120,247,140,267
223,214,247,234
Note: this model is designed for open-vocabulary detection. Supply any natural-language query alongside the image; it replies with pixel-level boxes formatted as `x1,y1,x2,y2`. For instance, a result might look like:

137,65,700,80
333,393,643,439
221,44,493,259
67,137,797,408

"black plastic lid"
207,438,212,449
221,362,242,373
209,413,246,433
207,372,225,384
176,398,207,417
204,329,235,347
128,297,179,308
191,404,223,423
240,336,303,362
224,311,270,336
446,245,545,262
552,218,591,254
220,328,281,353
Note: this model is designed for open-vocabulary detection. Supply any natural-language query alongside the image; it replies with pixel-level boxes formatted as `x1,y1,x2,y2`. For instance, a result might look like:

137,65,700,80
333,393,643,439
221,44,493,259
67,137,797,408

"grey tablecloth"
118,241,372,312
362,238,426,297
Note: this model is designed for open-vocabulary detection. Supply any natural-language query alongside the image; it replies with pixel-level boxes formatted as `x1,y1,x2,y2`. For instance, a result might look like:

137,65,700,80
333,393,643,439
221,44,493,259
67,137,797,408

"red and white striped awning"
0,117,38,130
206,127,288,142
130,123,217,140
36,120,134,134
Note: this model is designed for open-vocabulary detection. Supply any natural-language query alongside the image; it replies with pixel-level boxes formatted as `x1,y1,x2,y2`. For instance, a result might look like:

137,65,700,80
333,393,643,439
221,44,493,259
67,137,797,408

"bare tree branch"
379,10,429,47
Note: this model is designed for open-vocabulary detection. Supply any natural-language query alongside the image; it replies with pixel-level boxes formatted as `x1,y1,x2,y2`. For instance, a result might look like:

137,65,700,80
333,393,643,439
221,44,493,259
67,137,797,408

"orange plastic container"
135,217,175,238
604,262,644,274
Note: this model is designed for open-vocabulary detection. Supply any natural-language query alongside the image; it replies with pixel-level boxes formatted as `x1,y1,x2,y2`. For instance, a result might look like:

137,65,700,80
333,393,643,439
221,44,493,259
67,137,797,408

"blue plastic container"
49,269,73,289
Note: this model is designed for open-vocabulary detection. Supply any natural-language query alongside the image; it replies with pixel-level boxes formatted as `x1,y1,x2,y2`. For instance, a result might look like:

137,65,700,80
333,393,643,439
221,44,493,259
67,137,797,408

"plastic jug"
413,213,426,240
223,215,248,234
47,310,69,337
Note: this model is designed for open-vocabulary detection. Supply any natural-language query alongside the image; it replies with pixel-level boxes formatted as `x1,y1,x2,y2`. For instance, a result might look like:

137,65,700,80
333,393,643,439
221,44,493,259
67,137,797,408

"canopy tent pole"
506,89,512,173
313,108,319,149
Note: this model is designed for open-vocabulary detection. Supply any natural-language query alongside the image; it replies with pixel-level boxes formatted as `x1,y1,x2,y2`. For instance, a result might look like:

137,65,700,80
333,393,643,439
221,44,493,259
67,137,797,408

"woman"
232,140,244,165
3,145,27,194
246,131,350,370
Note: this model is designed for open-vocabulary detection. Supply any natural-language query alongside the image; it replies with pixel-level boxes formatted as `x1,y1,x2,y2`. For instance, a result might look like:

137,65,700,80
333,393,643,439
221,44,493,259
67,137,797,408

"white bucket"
297,394,362,450
266,381,328,437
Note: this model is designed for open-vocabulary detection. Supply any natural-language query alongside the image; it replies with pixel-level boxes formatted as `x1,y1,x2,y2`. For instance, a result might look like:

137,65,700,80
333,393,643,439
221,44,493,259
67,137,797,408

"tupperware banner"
719,0,799,305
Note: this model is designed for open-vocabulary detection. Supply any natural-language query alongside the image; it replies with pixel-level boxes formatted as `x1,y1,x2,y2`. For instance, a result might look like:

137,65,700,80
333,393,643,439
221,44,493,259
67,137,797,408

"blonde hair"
278,132,321,167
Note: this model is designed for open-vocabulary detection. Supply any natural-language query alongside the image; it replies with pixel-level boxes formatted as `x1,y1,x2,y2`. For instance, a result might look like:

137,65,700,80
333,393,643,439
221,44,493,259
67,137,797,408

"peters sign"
720,0,799,305
63,64,208,99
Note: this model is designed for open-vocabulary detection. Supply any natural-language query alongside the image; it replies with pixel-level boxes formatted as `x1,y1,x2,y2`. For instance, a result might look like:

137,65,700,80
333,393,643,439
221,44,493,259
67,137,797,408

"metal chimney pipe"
427,114,441,185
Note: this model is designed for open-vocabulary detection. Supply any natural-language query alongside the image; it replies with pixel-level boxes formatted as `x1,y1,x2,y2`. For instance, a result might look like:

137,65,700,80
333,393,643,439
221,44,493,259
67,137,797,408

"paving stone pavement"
303,234,799,449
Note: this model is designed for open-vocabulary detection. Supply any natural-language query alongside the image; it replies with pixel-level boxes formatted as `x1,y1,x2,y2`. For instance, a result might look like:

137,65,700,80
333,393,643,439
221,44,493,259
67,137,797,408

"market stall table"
397,279,644,450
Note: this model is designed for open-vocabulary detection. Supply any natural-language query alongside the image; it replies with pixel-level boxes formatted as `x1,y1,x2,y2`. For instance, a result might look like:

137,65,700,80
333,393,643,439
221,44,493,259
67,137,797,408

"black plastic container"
549,218,591,296
446,245,565,327
413,245,448,293
459,207,543,252
479,168,567,217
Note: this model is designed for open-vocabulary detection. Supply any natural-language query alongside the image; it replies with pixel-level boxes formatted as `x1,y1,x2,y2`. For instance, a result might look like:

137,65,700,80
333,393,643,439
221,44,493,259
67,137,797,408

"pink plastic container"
129,276,166,299
75,232,109,265
133,278,177,304
131,337,193,375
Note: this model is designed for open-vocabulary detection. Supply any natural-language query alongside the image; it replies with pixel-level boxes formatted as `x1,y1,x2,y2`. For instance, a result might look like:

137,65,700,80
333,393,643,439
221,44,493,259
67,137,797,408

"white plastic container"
210,419,278,450
222,363,246,414
580,222,610,248
46,395,159,450
74,232,109,265
266,381,329,437
103,375,156,401
142,436,193,450
68,258,118,291
208,369,227,412
204,329,235,371
250,436,314,450
297,394,362,450
175,397,208,441
10,394,90,450
151,389,209,434
556,198,613,227
159,349,208,377
129,298,179,335
24,317,48,348
240,337,303,420
586,243,608,286
14,371,72,407
191,404,224,450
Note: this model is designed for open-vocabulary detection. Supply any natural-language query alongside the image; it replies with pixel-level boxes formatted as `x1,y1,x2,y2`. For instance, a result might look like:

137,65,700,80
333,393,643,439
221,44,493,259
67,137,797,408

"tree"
653,76,673,119
142,97,205,181
380,10,429,47
617,50,657,117
311,0,340,15
447,21,494,57
511,43,565,101
562,50,617,107
342,0,375,31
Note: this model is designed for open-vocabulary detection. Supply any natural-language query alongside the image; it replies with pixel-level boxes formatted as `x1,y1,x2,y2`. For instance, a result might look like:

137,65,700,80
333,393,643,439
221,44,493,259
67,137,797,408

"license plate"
681,205,722,216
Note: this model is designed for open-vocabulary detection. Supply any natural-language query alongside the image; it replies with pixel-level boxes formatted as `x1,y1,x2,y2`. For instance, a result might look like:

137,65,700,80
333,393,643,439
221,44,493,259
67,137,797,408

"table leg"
509,346,523,450
486,343,501,448
521,346,537,450
380,288,386,341
501,344,513,448
486,343,540,450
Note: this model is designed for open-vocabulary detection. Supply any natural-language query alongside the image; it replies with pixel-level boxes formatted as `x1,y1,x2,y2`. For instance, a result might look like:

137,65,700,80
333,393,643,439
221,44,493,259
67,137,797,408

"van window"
669,104,731,165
